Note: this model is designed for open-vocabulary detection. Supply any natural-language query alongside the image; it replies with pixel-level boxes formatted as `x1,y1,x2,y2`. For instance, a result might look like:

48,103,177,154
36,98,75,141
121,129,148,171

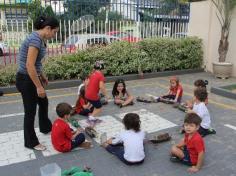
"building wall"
188,0,236,77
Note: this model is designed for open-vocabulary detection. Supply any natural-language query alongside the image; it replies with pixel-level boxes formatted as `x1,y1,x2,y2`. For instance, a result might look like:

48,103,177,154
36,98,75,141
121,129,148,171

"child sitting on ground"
152,76,183,103
75,86,93,116
101,113,145,165
112,79,134,108
185,79,209,109
51,102,91,152
170,113,205,173
187,87,216,137
85,60,109,124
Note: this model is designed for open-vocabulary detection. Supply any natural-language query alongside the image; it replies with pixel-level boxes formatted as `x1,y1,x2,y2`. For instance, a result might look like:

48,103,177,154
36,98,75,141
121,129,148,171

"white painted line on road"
224,124,236,131
0,113,24,119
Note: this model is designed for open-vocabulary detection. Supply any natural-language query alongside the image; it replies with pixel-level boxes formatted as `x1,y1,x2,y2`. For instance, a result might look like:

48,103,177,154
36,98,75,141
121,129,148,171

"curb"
0,68,203,94
211,86,236,100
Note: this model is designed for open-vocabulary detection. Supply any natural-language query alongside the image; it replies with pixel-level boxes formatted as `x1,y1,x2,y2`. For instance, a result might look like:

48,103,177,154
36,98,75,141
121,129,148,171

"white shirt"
193,102,211,129
77,83,84,95
112,130,145,162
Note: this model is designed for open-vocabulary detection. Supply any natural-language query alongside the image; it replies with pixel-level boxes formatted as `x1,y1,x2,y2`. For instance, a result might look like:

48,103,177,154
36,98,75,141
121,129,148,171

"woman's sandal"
33,144,46,151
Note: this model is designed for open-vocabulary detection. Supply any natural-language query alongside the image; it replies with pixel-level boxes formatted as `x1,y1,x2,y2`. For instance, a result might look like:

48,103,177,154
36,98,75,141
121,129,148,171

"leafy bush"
0,64,17,86
0,37,203,86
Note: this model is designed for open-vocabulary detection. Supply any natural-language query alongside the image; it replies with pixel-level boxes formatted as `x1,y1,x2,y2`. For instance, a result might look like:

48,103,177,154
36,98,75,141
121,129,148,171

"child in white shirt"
101,113,145,165
187,87,216,137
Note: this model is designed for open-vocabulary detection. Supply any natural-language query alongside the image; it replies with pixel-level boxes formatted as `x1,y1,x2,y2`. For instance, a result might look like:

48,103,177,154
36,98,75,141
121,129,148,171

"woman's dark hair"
112,79,126,97
34,16,59,30
194,79,208,88
123,113,140,132
79,86,86,98
184,113,202,126
56,102,72,118
194,87,208,102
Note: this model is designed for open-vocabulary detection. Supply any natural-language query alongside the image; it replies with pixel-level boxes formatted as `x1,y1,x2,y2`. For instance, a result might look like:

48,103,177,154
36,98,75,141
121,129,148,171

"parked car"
106,31,141,42
0,42,9,56
63,34,119,52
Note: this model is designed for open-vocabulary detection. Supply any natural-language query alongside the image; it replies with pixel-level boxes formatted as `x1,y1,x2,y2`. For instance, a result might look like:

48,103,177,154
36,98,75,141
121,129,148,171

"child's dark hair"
34,16,59,30
123,113,140,132
194,79,208,88
56,102,72,118
194,87,208,102
112,79,126,97
79,86,86,98
79,72,89,81
94,60,105,70
184,113,202,126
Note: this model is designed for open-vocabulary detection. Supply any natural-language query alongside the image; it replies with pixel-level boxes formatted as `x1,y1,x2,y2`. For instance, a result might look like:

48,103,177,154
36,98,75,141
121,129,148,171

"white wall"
188,0,236,77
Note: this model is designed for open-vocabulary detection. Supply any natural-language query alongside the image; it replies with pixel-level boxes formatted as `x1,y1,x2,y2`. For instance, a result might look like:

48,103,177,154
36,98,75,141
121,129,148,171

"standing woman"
16,16,59,151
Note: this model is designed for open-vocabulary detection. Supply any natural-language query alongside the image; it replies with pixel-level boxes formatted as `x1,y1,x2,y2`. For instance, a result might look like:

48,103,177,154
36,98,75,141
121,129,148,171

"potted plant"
212,0,236,79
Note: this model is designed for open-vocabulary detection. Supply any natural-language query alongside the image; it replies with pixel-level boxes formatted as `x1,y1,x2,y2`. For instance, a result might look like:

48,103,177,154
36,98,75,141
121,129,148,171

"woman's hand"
37,86,46,98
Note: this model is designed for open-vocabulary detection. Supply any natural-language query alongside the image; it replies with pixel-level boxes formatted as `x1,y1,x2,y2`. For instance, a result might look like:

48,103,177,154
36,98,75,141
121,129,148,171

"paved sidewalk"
0,72,236,176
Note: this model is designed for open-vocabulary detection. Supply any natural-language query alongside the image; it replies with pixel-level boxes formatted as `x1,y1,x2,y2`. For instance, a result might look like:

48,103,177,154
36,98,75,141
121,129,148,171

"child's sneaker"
170,155,181,162
85,127,97,138
208,128,216,134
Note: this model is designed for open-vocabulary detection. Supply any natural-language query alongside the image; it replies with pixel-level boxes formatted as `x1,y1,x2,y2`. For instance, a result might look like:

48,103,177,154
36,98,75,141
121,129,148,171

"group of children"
50,60,216,173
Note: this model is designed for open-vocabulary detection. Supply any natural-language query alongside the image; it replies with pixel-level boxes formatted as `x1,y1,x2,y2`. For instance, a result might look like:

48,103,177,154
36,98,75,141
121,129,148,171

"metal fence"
0,0,190,65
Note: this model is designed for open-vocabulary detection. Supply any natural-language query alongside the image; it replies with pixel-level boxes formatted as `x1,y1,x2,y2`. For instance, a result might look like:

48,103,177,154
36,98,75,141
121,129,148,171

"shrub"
0,37,203,86
0,64,17,86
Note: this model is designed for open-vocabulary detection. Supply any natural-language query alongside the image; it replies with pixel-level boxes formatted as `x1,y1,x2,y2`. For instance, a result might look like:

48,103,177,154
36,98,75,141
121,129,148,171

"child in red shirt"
75,86,93,116
51,102,90,152
161,76,183,103
170,113,205,173
85,60,108,123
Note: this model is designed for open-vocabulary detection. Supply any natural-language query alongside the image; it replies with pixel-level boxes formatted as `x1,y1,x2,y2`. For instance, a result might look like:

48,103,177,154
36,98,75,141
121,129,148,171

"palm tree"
212,0,236,62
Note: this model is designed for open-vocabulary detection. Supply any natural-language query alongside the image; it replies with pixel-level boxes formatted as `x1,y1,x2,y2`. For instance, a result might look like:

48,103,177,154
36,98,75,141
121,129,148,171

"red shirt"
76,97,87,113
85,70,105,100
170,84,183,98
184,132,205,165
51,118,72,152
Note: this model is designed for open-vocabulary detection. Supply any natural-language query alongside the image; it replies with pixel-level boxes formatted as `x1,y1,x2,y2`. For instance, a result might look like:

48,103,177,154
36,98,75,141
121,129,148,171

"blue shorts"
181,146,192,166
87,99,102,109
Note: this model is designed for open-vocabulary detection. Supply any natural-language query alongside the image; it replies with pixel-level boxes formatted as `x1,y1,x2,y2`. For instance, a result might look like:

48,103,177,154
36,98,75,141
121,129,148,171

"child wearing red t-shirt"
150,76,183,103
75,86,93,116
51,102,90,152
170,113,205,173
85,61,108,123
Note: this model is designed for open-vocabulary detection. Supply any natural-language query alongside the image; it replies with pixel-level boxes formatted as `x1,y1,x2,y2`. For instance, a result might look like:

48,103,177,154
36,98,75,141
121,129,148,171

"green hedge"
0,37,203,86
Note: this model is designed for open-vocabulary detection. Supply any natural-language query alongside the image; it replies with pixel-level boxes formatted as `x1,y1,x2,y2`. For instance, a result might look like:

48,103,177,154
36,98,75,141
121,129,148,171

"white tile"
79,115,124,144
0,130,36,166
115,109,177,133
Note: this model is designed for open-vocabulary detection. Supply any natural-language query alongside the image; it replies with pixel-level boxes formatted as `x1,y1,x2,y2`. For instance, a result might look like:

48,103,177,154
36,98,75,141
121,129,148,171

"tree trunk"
218,27,229,62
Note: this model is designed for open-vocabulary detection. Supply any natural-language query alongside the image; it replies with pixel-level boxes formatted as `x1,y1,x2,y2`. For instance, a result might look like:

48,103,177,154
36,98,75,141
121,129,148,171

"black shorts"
87,99,102,109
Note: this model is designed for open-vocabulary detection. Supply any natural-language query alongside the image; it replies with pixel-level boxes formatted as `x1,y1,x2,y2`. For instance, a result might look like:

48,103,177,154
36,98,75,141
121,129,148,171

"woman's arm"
26,46,45,98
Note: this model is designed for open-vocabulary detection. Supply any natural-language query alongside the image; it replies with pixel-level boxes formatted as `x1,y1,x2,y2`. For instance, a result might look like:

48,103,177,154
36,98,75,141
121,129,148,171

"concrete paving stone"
116,109,177,133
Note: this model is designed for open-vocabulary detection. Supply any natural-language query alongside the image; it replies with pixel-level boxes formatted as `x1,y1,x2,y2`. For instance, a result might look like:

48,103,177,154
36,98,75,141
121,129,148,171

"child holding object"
112,79,134,108
101,113,145,165
51,102,91,152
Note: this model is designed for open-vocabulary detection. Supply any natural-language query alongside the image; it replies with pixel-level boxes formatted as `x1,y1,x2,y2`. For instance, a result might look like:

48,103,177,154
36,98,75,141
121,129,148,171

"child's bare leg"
122,96,134,106
170,145,184,159
90,107,102,117
114,99,124,105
